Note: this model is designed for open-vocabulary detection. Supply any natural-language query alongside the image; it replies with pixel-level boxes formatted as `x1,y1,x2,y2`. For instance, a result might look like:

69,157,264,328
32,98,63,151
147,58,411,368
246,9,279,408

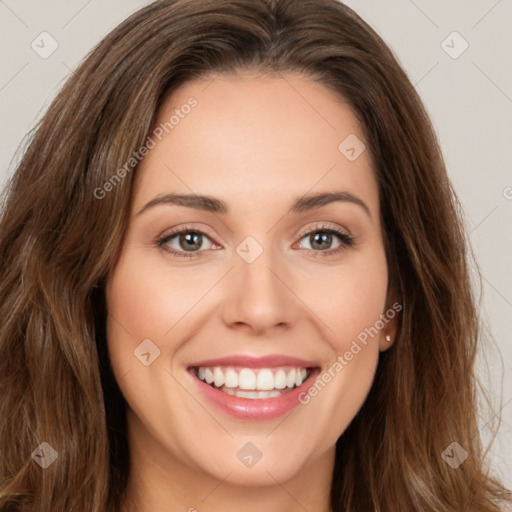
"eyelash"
155,223,355,259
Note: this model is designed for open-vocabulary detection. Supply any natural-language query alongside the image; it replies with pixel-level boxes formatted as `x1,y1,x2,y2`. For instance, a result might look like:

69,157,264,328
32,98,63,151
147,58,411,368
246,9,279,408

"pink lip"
187,354,319,369
187,366,321,421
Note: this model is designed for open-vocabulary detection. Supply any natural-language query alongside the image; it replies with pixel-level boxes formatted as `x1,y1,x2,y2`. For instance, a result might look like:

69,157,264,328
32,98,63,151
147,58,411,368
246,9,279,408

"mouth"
186,354,321,420
190,365,313,399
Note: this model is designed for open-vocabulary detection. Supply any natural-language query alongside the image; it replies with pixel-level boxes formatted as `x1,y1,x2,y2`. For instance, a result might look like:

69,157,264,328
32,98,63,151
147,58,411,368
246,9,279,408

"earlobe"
379,279,401,352
379,333,394,352
378,297,400,351
380,334,393,352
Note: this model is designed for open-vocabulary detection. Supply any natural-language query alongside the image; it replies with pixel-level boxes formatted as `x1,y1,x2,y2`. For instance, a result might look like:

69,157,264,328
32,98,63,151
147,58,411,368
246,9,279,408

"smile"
193,366,310,399
187,354,321,420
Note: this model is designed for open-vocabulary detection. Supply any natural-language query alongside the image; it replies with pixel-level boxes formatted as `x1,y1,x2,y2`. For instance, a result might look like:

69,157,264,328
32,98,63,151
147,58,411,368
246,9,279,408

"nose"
221,244,298,336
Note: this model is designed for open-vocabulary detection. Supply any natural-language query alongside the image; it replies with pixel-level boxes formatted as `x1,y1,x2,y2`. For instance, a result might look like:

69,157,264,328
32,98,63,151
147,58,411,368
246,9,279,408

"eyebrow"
137,191,371,218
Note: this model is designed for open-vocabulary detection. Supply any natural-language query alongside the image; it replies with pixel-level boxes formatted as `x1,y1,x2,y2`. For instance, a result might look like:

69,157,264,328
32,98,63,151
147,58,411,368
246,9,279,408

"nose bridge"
222,235,294,334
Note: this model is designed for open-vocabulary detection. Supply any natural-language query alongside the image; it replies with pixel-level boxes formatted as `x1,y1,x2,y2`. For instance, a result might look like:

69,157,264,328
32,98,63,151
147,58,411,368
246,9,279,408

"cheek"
106,250,207,343
285,249,388,444
104,247,233,391
296,249,388,351
104,249,180,380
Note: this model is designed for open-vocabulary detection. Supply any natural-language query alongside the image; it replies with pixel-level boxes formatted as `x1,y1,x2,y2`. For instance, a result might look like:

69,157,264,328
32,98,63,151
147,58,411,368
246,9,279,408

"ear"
378,289,401,352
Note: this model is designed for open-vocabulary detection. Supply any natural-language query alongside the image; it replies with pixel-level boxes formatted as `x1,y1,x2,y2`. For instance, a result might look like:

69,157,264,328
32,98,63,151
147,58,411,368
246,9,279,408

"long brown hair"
0,0,510,510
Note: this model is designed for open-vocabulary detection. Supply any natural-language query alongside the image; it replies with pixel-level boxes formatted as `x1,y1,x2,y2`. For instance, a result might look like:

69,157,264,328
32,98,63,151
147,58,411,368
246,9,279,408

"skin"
106,71,397,512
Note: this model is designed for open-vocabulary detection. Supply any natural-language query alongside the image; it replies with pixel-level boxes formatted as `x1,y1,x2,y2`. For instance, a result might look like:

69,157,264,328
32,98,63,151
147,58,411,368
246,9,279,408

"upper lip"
187,354,320,369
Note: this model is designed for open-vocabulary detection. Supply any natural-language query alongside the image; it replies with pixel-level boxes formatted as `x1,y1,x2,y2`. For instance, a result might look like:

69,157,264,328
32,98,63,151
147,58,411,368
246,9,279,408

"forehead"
133,72,378,215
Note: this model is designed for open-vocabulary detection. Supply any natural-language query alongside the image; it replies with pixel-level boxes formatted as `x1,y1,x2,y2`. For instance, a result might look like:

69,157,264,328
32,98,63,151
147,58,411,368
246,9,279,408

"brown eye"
296,225,355,258
157,228,216,257
303,232,338,251
175,231,204,252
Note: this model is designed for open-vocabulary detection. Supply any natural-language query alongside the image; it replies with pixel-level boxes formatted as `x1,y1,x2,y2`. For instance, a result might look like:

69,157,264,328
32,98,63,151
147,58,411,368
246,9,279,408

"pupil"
311,232,331,250
181,232,201,250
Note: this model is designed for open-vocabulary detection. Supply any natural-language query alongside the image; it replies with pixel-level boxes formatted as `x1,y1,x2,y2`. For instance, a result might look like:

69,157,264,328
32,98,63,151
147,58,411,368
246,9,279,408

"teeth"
238,368,257,390
237,390,257,399
256,369,274,390
204,368,214,385
224,368,238,388
194,365,311,394
213,367,224,387
274,369,287,389
286,368,296,388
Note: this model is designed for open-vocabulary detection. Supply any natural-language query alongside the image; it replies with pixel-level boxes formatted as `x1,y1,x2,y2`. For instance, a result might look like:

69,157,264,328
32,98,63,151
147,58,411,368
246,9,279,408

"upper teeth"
196,366,309,390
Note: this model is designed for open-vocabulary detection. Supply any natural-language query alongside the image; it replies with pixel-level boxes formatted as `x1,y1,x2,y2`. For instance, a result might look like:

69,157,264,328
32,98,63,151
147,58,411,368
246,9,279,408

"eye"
295,224,355,257
156,226,217,258
156,223,355,259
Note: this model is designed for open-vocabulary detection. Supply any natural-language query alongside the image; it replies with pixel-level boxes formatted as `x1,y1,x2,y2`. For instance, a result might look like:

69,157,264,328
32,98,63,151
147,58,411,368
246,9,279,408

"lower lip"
188,368,320,421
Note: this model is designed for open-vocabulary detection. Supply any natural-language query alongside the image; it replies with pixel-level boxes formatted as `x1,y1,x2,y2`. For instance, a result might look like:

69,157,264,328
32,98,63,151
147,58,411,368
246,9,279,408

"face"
105,71,397,489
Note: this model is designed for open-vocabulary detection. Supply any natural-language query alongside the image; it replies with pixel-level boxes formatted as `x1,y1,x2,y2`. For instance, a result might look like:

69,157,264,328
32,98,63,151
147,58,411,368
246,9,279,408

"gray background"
1,0,510,489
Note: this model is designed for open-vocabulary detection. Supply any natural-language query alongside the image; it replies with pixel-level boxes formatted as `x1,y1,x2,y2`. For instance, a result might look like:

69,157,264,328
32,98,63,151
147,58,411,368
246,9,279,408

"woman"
0,0,510,510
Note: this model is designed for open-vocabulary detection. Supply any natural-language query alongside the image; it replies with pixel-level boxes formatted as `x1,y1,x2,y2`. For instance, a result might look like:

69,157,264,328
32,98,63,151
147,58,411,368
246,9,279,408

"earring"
385,335,392,342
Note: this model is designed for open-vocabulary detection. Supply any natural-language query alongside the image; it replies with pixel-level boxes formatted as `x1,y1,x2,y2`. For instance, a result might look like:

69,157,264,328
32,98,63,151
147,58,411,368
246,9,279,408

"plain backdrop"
0,0,511,489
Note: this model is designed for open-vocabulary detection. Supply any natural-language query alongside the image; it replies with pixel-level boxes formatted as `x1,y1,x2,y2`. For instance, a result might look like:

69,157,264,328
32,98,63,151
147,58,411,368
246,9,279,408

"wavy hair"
0,0,510,510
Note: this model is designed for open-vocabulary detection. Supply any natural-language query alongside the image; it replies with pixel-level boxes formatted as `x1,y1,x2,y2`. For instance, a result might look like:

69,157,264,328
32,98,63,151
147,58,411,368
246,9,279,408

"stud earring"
385,335,392,342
